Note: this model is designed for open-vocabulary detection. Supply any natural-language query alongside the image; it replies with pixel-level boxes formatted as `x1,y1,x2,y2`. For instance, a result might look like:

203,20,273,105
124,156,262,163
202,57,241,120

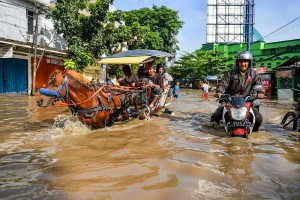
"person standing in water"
201,80,210,100
173,81,180,98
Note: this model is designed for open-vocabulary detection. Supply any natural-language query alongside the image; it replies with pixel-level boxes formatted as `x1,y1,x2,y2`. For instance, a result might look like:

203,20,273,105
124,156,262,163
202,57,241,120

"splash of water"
45,115,91,139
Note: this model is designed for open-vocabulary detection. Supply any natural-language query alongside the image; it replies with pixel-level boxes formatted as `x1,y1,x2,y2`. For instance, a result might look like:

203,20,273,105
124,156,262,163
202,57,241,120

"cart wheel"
138,105,151,120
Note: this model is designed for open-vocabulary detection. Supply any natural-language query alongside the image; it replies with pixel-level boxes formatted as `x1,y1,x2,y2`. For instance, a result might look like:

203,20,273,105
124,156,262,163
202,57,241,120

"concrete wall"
0,0,67,50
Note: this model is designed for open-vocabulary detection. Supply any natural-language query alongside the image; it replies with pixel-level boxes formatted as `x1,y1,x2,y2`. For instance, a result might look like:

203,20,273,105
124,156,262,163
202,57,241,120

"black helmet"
236,51,253,67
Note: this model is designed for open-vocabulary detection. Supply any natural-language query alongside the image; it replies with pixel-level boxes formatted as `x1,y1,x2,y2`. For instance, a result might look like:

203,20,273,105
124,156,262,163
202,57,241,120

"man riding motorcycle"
211,51,265,132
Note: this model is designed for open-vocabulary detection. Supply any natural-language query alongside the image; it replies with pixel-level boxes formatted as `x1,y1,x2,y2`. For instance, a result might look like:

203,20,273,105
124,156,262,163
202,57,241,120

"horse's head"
37,69,67,107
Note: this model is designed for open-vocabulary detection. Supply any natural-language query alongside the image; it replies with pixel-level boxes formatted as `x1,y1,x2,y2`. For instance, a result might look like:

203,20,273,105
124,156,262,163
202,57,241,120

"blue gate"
0,58,28,93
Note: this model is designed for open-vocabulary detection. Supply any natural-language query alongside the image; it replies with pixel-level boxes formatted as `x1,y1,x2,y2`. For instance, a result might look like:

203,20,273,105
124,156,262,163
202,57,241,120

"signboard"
259,73,272,98
253,67,267,73
87,63,101,70
0,46,13,58
46,58,64,66
262,79,271,97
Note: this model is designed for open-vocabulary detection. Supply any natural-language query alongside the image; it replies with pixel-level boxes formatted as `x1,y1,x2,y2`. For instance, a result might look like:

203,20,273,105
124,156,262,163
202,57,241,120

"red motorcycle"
219,85,263,138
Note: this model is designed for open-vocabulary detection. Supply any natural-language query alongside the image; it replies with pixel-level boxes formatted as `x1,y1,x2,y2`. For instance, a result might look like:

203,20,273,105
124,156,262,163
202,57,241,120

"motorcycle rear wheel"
281,111,297,131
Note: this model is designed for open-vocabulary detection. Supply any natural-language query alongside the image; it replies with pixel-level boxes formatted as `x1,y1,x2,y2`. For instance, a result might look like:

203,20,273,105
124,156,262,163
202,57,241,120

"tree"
123,5,184,53
51,0,127,71
51,2,183,76
169,49,233,80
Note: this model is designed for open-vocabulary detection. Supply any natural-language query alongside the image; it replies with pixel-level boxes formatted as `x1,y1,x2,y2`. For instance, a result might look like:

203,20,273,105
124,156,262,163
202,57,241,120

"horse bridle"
39,72,70,103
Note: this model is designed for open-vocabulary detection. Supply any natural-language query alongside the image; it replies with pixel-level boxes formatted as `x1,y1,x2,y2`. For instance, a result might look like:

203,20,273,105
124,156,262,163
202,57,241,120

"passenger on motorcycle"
211,51,265,132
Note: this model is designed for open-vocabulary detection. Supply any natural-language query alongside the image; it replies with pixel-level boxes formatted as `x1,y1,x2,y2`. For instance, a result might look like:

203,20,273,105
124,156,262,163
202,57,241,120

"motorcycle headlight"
230,107,247,120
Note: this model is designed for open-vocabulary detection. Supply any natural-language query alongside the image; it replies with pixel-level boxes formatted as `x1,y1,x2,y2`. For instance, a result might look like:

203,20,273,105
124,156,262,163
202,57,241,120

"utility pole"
31,7,39,96
245,0,254,51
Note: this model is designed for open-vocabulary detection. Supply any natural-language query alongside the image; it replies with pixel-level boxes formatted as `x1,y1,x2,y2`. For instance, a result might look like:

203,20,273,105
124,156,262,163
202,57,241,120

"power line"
265,21,300,40
257,15,300,41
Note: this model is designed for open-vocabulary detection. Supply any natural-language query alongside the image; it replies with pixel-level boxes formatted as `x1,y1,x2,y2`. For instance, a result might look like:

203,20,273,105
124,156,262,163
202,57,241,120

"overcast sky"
113,0,300,56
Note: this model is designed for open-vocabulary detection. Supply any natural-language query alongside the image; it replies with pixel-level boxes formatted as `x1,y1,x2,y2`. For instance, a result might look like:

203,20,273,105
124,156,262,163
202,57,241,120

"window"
280,77,292,89
27,10,34,34
286,47,294,53
270,49,277,54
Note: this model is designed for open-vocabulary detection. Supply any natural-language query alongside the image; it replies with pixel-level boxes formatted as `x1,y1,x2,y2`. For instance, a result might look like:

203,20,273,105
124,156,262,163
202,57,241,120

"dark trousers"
210,106,263,132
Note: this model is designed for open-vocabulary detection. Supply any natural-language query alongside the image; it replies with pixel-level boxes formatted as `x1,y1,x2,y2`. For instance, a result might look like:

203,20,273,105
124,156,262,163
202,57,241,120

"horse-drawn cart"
37,49,174,129
98,49,174,119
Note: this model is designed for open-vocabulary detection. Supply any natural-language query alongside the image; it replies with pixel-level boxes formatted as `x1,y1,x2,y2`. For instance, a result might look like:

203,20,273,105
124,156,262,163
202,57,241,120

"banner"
253,67,267,73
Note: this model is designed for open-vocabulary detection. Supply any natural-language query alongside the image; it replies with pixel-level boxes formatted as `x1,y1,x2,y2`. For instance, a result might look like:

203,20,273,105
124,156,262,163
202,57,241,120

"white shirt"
202,83,210,94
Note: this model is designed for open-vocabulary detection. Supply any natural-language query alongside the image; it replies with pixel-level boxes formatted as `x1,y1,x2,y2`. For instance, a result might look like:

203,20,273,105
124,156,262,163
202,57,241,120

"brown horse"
37,69,131,129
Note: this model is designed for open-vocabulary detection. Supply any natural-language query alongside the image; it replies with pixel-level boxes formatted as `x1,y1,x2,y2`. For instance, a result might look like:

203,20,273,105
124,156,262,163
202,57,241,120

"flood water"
0,90,299,200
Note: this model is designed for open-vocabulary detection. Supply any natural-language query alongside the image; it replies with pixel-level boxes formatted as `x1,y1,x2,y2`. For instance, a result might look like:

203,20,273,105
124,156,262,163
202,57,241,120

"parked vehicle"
98,49,174,120
281,88,300,132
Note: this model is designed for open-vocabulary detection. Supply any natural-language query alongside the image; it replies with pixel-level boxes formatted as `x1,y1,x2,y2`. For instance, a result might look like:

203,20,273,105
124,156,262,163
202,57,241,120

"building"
204,0,300,100
274,58,300,100
205,39,300,69
206,0,254,45
0,0,68,94
202,39,300,99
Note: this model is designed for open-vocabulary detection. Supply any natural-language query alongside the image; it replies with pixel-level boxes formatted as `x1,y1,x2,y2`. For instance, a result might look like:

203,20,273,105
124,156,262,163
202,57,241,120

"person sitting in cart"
145,61,163,108
157,63,173,89
136,64,148,79
121,65,140,87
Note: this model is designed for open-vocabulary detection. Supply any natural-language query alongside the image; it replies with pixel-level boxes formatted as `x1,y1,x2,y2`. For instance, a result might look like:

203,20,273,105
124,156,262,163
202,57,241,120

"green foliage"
169,50,234,79
123,5,184,53
63,49,93,72
106,64,140,78
64,59,77,70
51,1,183,75
52,0,117,71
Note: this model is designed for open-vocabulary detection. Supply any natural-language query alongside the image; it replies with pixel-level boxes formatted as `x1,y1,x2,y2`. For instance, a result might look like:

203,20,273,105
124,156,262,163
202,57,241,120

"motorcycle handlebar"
217,94,231,103
217,94,257,103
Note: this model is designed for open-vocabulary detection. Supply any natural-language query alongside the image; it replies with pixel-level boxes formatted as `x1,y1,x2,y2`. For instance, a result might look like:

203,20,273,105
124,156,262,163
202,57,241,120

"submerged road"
0,89,299,199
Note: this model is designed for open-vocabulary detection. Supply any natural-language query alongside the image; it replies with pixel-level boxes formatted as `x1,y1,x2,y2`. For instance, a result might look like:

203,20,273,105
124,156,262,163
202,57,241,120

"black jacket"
216,68,264,98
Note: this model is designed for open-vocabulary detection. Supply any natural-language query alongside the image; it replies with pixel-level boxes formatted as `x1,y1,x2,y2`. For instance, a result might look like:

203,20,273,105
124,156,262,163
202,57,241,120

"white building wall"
0,0,29,42
0,0,66,50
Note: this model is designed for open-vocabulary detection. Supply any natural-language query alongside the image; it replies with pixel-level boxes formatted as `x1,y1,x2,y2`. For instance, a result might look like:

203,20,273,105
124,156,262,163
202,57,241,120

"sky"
113,0,300,56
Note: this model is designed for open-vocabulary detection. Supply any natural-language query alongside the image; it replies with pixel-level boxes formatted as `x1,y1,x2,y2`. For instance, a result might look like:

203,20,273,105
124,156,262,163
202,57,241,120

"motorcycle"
219,85,264,138
281,88,300,132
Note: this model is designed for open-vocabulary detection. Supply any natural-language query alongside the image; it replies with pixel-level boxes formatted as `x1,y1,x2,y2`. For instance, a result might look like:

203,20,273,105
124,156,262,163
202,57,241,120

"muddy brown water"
0,90,299,200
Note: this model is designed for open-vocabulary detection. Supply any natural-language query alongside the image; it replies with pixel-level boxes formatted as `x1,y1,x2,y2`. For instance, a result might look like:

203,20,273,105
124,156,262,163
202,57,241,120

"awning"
205,76,220,80
98,56,151,64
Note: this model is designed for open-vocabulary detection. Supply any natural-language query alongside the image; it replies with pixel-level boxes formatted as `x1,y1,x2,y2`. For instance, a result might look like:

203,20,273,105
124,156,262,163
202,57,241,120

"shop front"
274,58,300,100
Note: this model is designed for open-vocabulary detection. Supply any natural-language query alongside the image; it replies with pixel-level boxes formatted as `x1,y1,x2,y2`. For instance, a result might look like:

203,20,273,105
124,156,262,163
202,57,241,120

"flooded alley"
0,89,299,200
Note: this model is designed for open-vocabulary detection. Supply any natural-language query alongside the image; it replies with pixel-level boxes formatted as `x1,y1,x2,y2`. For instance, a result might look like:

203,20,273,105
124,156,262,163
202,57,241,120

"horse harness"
73,83,132,118
40,73,132,118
